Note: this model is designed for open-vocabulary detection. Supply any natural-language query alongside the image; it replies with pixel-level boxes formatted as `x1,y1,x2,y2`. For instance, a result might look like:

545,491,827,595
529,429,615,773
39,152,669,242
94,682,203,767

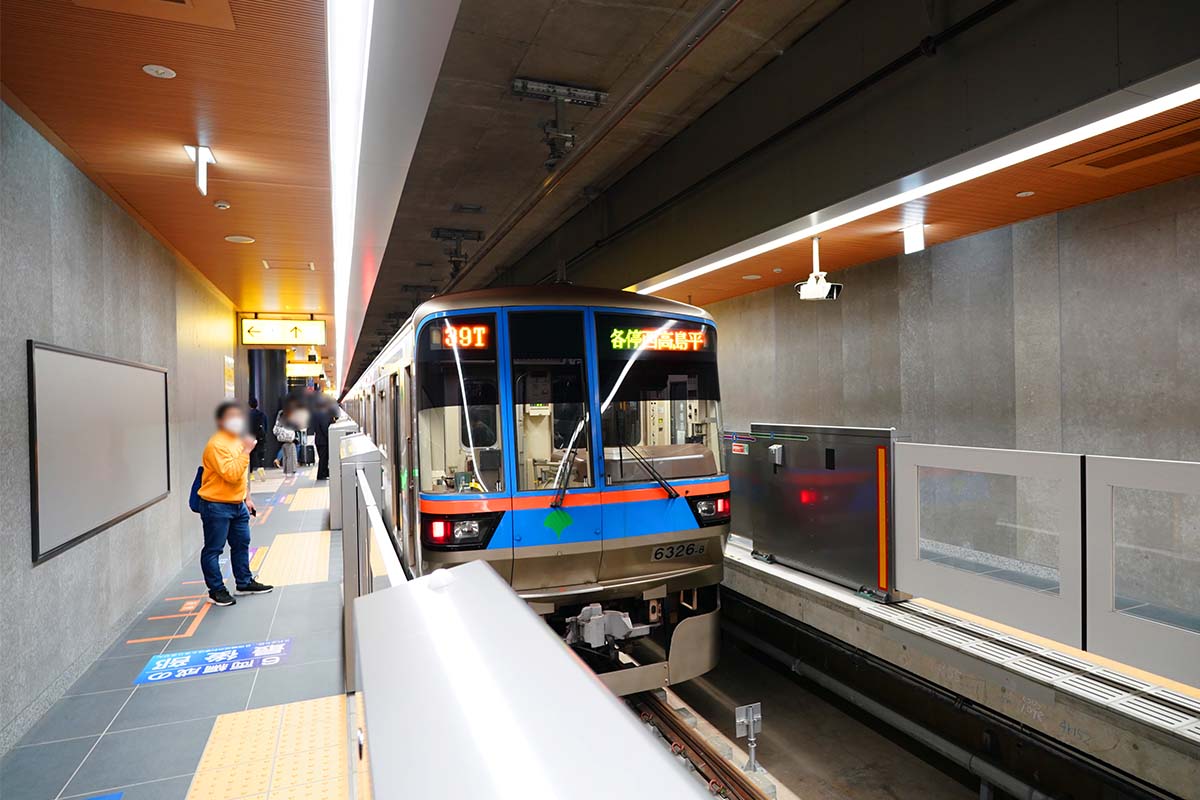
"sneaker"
208,589,236,606
235,580,274,595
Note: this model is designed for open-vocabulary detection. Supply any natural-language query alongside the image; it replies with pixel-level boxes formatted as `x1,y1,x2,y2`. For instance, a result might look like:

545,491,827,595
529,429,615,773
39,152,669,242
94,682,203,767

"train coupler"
565,603,651,648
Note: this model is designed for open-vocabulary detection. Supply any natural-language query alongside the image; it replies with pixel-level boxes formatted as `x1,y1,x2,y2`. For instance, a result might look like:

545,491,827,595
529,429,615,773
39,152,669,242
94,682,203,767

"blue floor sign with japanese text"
133,639,292,685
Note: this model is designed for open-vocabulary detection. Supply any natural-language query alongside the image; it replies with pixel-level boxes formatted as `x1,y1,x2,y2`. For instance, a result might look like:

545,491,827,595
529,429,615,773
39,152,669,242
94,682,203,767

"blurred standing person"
198,402,273,606
313,398,334,481
273,402,299,475
247,398,268,478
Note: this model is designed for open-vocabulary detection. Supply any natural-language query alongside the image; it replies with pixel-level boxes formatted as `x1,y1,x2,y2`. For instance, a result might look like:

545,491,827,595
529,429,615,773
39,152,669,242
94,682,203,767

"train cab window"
594,313,723,484
509,311,593,491
416,314,504,493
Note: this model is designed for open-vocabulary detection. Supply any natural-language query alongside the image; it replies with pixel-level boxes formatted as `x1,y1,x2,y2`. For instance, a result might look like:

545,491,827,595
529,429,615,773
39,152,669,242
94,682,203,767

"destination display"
608,326,709,352
433,323,490,350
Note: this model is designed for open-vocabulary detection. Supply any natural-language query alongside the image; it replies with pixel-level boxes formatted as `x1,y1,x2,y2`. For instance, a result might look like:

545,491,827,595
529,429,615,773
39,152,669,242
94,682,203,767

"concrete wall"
710,172,1200,615
0,103,236,751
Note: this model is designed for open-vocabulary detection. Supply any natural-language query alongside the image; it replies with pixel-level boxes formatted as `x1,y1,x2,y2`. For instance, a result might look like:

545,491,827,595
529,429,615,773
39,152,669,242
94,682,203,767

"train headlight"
452,519,481,541
422,512,503,550
687,493,731,527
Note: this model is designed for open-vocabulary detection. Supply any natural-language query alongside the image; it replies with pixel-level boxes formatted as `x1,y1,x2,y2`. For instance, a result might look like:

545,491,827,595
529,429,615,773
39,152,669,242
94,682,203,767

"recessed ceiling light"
142,64,176,79
213,200,231,210
309,262,316,271
1016,190,1036,197
225,234,255,244
261,260,271,270
773,267,783,274
901,222,926,254
742,274,762,280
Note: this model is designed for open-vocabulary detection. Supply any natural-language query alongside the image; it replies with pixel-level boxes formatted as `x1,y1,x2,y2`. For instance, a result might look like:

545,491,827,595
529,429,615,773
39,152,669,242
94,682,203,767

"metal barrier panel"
894,443,1084,646
353,561,710,799
1085,455,1200,686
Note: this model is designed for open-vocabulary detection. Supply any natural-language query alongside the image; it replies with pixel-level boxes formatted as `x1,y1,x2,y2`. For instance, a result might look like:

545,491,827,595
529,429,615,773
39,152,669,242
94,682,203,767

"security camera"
795,236,841,300
795,271,842,300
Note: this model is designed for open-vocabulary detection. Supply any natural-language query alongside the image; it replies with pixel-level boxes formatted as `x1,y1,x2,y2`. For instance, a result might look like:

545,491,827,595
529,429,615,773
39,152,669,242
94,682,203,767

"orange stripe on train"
419,478,730,514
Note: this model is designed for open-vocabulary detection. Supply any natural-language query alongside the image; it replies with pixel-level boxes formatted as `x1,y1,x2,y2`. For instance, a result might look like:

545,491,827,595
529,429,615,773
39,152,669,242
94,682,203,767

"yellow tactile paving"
188,759,273,798
289,486,329,511
353,692,372,800
186,695,349,800
269,778,349,800
250,546,269,572
255,531,330,586
272,745,347,789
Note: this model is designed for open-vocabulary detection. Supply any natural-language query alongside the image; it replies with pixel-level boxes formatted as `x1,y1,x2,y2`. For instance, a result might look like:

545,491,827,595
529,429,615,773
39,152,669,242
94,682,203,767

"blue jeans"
199,499,253,592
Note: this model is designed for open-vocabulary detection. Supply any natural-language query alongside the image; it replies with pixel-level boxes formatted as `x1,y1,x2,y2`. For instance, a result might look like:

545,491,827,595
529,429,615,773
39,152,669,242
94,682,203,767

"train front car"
410,286,726,693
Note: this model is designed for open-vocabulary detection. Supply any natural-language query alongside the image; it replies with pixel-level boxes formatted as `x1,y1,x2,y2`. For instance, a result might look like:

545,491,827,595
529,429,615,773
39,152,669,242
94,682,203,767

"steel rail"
629,691,772,800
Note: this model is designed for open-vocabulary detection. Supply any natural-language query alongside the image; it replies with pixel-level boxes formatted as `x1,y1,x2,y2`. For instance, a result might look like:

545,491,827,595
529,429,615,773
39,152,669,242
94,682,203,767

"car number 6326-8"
651,541,706,561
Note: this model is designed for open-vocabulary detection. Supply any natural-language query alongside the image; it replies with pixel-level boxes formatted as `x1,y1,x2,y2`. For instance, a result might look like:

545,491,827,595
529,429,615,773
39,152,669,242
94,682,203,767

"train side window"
509,311,593,491
416,314,504,493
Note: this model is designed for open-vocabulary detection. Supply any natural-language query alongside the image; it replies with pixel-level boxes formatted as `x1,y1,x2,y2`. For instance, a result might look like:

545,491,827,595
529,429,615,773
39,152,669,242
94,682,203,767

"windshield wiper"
550,416,588,509
620,443,679,500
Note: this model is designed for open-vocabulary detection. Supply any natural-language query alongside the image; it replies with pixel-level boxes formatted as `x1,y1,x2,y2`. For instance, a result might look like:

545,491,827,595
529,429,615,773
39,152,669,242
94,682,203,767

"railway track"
628,691,772,800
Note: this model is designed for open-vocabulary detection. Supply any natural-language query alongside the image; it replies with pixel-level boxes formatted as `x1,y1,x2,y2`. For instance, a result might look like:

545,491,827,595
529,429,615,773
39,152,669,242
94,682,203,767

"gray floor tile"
118,616,188,645
62,773,192,800
68,653,155,695
62,718,212,797
175,617,276,650
18,689,132,745
100,636,175,659
269,600,342,638
246,659,343,709
279,581,343,609
108,671,255,732
284,631,343,665
0,735,98,800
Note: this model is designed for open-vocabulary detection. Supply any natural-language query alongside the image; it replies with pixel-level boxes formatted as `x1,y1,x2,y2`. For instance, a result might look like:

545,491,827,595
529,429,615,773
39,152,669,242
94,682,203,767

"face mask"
222,416,246,435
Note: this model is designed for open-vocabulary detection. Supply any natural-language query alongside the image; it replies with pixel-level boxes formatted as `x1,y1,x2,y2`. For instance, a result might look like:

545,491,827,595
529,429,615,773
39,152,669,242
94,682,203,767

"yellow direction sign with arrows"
241,318,327,346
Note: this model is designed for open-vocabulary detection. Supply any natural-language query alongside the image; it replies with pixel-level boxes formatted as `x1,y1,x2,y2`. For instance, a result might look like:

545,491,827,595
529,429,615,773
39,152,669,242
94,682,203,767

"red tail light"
422,512,503,550
715,497,730,515
799,489,817,505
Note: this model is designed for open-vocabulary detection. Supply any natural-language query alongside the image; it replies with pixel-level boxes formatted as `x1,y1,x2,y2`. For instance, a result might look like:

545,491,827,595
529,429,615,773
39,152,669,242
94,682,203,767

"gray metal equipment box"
328,418,360,531
725,423,905,602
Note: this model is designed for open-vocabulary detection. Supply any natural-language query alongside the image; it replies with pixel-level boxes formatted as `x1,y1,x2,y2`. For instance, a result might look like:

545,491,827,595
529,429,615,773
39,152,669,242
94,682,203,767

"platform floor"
0,468,346,800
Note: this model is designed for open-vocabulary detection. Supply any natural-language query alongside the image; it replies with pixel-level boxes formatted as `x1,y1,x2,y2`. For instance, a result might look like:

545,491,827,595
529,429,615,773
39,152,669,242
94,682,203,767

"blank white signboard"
28,342,170,561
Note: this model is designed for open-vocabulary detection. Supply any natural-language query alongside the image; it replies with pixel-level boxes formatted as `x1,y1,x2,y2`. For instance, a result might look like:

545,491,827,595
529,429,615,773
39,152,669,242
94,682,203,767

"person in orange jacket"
197,401,274,606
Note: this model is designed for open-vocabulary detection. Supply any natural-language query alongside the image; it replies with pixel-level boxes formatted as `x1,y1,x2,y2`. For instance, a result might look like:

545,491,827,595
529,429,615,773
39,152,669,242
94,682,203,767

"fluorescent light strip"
183,145,216,197
902,223,925,255
326,0,376,392
635,79,1200,295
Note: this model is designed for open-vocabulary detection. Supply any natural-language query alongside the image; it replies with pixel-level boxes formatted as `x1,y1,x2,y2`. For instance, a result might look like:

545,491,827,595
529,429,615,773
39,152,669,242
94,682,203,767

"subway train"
344,285,727,691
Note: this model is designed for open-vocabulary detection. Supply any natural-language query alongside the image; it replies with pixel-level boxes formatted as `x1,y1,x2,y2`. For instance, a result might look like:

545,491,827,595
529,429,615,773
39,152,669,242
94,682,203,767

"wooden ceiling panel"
0,0,332,316
660,99,1200,306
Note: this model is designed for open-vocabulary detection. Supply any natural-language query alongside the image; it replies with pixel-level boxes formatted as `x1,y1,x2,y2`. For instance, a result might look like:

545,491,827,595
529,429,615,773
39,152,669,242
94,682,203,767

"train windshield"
509,311,592,491
594,313,722,484
416,314,504,493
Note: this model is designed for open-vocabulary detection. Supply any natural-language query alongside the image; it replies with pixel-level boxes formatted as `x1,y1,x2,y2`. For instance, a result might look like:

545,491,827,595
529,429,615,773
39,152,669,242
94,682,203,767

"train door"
398,367,416,568
507,309,602,590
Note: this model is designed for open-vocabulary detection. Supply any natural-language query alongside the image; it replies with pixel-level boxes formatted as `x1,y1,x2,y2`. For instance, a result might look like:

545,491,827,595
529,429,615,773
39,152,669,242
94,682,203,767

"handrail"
355,467,411,584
